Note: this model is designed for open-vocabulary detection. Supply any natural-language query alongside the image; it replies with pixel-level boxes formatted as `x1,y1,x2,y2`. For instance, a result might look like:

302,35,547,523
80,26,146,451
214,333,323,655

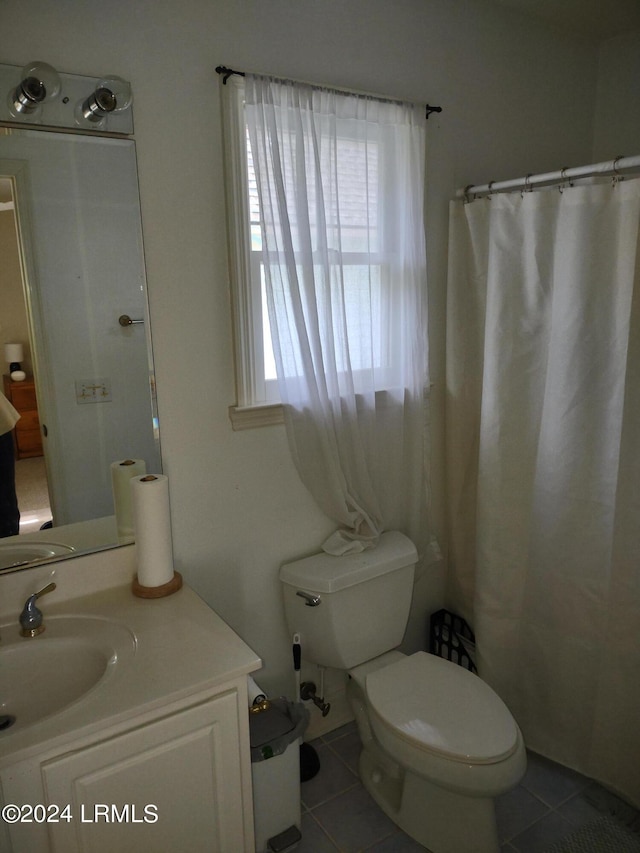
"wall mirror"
0,62,161,573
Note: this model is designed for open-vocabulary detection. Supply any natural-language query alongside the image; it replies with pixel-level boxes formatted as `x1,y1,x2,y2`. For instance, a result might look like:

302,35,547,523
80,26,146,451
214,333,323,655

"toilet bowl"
279,532,526,853
348,650,526,852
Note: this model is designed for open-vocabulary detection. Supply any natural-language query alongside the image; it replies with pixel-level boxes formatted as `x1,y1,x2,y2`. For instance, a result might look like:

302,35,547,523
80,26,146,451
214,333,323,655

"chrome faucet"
19,582,57,637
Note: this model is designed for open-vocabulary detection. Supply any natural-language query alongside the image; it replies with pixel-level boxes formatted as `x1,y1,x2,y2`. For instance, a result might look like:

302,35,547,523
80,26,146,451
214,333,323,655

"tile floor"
297,722,633,853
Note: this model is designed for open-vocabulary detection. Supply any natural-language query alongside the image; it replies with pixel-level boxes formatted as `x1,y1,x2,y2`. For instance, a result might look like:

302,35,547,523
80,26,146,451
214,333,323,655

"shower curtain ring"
463,184,473,204
612,155,624,186
521,174,532,198
487,181,494,200
559,167,569,193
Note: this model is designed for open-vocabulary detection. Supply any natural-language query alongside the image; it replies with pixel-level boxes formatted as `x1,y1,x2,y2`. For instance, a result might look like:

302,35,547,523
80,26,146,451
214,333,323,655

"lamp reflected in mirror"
4,343,26,382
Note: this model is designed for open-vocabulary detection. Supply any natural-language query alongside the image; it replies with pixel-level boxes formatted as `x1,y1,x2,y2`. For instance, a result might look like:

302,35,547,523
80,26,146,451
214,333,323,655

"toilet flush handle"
296,591,321,607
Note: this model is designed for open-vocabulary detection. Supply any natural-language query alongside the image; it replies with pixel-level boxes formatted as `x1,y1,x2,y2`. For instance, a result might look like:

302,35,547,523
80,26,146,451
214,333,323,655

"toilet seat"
365,652,519,765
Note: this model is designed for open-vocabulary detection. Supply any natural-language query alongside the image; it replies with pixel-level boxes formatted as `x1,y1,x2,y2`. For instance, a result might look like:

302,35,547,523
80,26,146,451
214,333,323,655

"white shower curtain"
446,178,640,807
245,76,431,557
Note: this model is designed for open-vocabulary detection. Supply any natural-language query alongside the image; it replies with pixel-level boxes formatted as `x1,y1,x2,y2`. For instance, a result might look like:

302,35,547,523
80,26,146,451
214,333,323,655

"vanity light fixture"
75,76,133,129
7,61,61,117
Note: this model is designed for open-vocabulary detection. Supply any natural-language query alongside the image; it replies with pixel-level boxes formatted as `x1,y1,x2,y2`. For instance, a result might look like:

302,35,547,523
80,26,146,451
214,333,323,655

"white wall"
1,0,599,704
593,29,640,160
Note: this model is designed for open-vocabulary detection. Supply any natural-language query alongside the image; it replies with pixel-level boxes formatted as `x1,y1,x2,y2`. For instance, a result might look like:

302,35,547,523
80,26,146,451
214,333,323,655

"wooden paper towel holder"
132,571,183,599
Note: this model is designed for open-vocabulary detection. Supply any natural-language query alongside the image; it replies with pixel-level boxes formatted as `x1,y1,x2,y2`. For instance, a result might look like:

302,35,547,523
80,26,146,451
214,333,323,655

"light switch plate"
75,379,112,404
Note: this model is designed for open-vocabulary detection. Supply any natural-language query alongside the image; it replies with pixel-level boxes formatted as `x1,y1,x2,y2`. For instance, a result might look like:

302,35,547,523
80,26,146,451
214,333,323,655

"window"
222,77,279,426
221,75,426,429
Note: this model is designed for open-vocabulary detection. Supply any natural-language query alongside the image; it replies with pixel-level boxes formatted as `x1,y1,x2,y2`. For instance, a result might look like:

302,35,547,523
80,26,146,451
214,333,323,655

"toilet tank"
279,531,418,670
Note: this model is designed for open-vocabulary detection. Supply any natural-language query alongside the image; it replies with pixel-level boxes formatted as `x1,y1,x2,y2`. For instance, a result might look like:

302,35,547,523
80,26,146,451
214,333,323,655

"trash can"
249,696,309,853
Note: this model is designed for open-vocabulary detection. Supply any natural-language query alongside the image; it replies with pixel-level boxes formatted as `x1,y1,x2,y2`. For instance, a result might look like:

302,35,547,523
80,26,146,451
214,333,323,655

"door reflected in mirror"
0,128,160,572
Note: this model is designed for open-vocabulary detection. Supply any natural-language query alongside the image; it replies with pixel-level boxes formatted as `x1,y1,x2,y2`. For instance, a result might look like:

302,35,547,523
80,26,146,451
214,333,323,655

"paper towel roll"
248,675,267,707
111,459,147,540
131,474,175,588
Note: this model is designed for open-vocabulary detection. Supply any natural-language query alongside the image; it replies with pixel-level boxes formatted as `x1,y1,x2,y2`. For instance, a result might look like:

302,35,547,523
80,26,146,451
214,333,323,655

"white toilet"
280,531,526,853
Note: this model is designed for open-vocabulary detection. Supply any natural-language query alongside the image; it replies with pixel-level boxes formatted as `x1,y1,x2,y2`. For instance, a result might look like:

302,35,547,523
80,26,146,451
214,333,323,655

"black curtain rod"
216,65,244,83
215,65,442,120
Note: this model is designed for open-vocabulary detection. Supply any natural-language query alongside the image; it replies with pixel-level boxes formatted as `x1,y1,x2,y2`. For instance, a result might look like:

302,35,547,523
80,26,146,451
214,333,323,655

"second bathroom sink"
0,541,75,571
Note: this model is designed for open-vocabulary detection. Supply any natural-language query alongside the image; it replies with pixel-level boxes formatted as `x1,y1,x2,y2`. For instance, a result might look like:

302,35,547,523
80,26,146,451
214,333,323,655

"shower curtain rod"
215,65,443,120
457,154,640,199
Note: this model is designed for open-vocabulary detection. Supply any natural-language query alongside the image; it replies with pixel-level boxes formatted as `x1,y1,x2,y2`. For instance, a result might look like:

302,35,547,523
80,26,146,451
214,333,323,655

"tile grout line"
305,733,402,853
504,788,596,851
301,776,362,814
304,809,343,852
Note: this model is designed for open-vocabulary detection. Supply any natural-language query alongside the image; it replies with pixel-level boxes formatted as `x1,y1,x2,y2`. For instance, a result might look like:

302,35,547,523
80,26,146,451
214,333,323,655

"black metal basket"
429,609,477,673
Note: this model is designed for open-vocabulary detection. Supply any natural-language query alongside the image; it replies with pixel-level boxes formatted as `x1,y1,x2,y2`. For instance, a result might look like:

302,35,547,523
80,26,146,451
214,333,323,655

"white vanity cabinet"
44,691,244,853
0,578,262,853
1,684,252,853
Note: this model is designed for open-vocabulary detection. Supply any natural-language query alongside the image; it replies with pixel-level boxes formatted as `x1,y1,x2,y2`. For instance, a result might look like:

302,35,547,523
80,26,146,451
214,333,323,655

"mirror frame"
0,63,160,575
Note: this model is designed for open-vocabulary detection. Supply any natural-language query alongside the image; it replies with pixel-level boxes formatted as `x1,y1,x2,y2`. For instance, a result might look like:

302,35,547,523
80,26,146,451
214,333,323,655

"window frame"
222,77,283,428
222,77,407,429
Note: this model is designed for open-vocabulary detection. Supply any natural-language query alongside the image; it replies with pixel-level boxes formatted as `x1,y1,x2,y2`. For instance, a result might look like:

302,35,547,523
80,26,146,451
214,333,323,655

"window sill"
229,385,431,430
228,403,284,431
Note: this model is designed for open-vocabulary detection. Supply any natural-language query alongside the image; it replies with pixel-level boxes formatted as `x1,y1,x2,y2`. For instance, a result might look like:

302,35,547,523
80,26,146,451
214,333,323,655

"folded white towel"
322,529,376,556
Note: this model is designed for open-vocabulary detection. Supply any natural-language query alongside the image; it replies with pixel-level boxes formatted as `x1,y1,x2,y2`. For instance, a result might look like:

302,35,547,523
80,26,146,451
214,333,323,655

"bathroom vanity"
0,554,261,853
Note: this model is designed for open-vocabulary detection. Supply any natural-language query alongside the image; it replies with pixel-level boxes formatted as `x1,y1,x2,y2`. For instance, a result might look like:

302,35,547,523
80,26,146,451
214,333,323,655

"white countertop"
0,580,261,766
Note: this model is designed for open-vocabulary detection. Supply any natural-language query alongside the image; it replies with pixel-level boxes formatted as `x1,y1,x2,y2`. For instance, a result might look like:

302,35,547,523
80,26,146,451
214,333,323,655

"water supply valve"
300,681,331,717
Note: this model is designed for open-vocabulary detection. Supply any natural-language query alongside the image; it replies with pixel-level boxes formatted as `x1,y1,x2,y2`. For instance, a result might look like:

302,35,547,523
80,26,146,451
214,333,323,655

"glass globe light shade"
8,61,61,117
75,75,133,128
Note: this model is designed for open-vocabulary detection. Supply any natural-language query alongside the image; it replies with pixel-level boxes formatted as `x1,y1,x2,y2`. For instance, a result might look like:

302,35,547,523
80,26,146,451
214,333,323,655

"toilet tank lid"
279,531,418,593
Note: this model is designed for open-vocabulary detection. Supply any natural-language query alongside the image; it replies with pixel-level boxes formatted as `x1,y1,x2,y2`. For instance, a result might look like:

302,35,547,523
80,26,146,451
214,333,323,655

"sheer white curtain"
245,75,430,555
447,178,640,806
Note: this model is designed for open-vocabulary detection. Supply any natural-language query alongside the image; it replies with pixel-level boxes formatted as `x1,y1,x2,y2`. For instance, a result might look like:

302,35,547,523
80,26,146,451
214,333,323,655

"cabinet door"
41,691,250,853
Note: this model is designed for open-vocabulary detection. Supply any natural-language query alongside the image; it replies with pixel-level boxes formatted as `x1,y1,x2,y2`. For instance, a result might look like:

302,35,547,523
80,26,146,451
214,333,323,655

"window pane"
246,107,392,394
260,265,277,382
247,127,379,254
334,138,379,254
246,129,262,251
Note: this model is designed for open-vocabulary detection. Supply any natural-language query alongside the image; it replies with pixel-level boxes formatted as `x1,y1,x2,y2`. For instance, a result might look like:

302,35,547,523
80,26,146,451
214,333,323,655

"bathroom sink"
0,541,75,571
0,616,136,731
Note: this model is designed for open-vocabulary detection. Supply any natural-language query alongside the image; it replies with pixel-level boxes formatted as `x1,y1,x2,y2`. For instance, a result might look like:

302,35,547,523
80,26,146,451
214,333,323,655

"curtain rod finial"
216,65,245,85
